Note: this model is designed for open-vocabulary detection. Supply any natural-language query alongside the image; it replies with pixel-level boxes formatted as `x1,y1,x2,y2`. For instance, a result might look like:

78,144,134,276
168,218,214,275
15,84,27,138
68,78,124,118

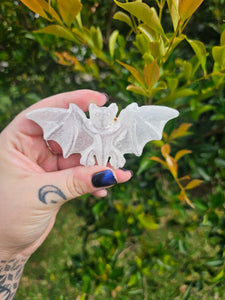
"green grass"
17,199,225,300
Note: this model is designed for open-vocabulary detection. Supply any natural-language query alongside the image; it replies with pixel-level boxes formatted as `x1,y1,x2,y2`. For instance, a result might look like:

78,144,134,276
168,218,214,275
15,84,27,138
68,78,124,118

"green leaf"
92,200,106,220
178,239,187,254
137,158,154,175
182,61,193,81
212,269,224,282
35,25,76,42
96,27,103,51
166,0,179,31
109,30,119,58
148,38,165,58
57,0,82,27
143,52,155,64
126,85,148,96
187,39,207,73
157,89,197,104
90,26,103,50
133,34,149,55
210,190,225,209
221,29,225,46
138,24,157,42
215,158,225,168
193,200,208,211
212,45,225,68
151,81,167,95
167,77,178,93
205,260,224,267
98,228,115,236
166,34,186,54
181,284,192,300
138,213,159,230
113,11,133,28
72,28,85,43
197,105,215,116
114,0,165,37
128,273,138,287
197,167,211,181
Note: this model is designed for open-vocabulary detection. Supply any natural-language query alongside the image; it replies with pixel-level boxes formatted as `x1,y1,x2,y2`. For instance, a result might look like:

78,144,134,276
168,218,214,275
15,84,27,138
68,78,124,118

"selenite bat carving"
26,102,179,169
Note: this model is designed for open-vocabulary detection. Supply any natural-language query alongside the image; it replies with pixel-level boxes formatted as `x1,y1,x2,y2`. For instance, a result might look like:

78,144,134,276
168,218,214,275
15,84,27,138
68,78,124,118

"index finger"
26,89,108,113
12,90,108,136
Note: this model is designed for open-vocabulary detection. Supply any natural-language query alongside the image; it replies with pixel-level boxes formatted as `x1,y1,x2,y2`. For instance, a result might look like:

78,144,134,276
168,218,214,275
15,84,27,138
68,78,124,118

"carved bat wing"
26,103,94,158
114,103,179,157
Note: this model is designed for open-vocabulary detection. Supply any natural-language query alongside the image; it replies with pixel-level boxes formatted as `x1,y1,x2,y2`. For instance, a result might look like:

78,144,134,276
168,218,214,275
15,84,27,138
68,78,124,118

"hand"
0,90,132,260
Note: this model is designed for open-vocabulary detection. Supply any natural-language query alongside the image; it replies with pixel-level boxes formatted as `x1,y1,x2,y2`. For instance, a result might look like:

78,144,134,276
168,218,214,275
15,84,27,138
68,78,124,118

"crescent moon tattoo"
38,185,66,204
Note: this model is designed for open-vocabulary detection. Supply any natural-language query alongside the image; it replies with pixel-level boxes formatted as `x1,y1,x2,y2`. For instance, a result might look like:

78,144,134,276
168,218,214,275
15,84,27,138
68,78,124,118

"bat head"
89,103,118,129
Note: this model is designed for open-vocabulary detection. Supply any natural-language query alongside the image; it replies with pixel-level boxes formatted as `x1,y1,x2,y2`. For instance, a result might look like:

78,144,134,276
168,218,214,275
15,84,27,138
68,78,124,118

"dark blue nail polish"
119,168,134,177
119,167,129,171
92,170,117,188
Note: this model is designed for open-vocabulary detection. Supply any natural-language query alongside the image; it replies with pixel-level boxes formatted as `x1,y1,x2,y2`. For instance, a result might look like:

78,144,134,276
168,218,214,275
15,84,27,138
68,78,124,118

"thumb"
36,166,131,206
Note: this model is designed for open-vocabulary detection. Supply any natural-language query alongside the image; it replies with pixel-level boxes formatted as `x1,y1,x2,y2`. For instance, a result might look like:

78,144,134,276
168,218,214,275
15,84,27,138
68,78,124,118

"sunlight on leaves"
57,0,82,27
178,0,204,21
114,0,165,37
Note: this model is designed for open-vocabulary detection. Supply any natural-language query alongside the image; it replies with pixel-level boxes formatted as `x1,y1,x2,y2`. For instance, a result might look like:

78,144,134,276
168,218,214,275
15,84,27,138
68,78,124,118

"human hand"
0,90,132,261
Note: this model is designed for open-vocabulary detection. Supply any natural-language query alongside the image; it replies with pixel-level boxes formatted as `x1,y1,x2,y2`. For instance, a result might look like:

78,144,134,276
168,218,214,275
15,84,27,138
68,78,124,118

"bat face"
89,103,118,130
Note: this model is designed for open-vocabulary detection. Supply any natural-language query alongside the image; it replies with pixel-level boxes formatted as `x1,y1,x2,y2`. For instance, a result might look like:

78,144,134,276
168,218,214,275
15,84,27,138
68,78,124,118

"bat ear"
89,103,118,119
108,103,118,116
89,103,98,110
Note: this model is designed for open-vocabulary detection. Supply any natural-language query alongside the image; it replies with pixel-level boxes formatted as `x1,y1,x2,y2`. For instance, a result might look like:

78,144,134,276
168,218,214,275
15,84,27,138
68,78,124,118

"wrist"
0,254,28,300
0,248,30,261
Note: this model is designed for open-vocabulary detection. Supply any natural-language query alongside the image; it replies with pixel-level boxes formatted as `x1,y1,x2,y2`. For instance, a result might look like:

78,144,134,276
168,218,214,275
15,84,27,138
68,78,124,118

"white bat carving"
26,102,179,169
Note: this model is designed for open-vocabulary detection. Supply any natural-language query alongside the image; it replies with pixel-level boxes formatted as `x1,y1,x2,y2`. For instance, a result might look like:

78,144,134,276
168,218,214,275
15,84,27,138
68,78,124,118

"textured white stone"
26,102,179,168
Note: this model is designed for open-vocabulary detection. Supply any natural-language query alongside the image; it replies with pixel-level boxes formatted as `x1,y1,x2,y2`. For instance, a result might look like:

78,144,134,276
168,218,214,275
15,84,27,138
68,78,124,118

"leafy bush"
2,0,225,298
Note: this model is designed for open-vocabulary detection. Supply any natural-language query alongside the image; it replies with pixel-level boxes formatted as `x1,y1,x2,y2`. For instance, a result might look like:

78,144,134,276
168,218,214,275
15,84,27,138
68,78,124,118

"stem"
180,16,192,33
125,0,138,34
180,68,225,90
143,275,148,300
163,19,182,64
174,175,195,208
158,0,165,22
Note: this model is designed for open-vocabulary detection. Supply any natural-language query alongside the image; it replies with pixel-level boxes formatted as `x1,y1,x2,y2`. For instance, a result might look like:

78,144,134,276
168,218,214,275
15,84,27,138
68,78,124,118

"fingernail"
119,168,134,177
119,167,131,172
92,170,117,188
100,92,109,103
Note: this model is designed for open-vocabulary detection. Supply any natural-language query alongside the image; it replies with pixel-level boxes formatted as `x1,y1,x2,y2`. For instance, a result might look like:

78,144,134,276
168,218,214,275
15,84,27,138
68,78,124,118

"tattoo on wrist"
38,185,66,204
0,257,27,300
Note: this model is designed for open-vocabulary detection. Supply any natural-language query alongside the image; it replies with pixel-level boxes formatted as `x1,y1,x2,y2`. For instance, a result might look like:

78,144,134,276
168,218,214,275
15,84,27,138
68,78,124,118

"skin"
0,90,132,299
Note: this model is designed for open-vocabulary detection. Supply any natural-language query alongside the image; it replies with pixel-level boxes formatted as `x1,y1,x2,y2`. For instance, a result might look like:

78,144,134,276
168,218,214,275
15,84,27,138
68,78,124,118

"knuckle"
66,174,88,198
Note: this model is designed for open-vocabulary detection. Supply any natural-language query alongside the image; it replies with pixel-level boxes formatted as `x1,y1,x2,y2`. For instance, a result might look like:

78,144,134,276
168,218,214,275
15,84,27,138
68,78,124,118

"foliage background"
1,0,225,299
